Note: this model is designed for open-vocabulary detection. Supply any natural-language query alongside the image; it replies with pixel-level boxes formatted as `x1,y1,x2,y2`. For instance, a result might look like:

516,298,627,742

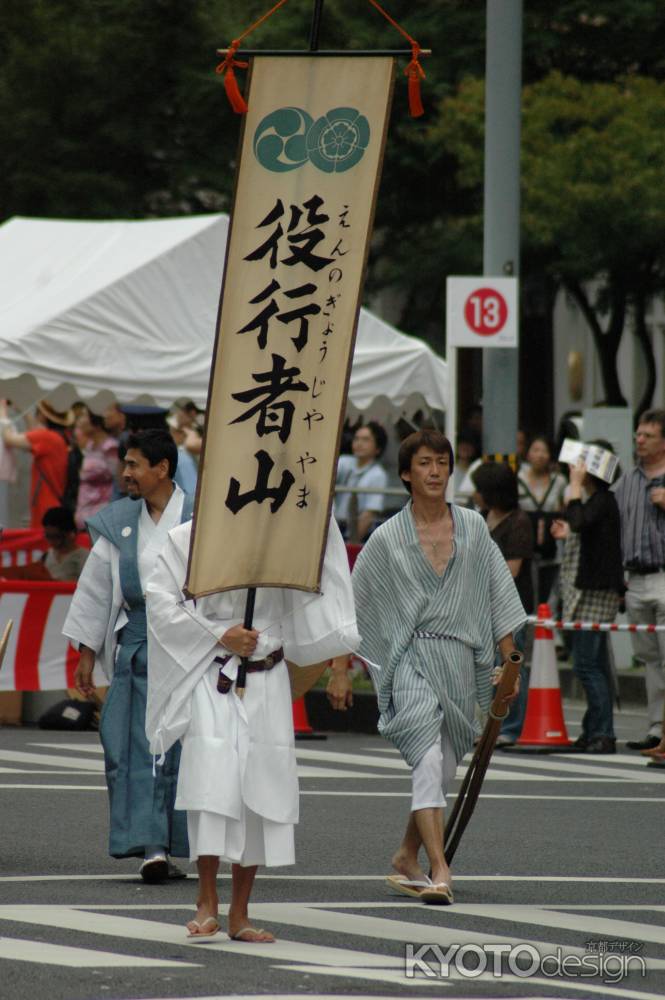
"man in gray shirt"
614,408,665,750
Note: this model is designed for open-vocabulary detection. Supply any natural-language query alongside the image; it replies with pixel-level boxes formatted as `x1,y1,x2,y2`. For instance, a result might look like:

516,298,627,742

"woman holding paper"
552,441,623,754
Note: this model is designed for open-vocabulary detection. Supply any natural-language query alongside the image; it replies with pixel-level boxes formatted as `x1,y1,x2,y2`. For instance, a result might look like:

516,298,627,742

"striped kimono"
353,502,525,768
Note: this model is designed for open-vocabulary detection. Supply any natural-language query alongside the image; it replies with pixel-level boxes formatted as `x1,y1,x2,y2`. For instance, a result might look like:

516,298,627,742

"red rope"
366,0,426,116
216,0,427,118
216,0,291,114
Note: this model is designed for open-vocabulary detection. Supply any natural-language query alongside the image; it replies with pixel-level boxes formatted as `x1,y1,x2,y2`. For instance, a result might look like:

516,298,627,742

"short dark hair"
398,429,454,494
472,461,518,511
358,421,387,457
42,506,76,533
638,409,665,437
89,412,105,430
125,429,178,479
527,434,553,456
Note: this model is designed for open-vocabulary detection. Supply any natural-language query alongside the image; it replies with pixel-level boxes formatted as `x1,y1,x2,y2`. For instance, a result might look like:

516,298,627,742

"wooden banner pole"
234,588,256,699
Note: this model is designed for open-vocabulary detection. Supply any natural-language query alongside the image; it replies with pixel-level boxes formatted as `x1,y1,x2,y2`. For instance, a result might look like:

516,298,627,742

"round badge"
121,526,132,537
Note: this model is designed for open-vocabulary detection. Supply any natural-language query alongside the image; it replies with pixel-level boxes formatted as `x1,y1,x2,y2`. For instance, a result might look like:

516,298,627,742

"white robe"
145,516,360,866
62,486,185,680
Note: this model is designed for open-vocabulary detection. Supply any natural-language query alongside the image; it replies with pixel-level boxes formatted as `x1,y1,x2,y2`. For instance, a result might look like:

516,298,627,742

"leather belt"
214,647,284,694
626,565,665,575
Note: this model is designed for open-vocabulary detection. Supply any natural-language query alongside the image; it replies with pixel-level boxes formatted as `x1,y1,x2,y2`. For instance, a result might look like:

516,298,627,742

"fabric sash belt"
413,630,456,640
214,646,284,695
118,606,147,647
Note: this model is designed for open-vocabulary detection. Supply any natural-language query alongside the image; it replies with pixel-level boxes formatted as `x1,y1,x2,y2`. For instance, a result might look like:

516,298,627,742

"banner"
0,581,79,691
186,55,394,597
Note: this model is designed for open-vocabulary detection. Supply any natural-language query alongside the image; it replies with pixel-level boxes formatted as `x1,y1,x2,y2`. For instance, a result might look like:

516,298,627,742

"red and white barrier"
0,538,361,694
526,616,665,634
0,580,79,691
0,532,48,568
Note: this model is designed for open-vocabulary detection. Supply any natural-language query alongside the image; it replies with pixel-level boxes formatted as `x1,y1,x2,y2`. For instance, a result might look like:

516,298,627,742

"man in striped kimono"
349,429,525,904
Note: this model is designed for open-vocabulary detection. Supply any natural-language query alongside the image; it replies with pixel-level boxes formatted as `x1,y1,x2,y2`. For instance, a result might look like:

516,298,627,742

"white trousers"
411,731,457,811
187,806,295,868
626,571,665,736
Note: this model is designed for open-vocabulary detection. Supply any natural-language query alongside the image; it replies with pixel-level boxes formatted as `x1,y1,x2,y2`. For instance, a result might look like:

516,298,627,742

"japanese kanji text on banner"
186,56,394,596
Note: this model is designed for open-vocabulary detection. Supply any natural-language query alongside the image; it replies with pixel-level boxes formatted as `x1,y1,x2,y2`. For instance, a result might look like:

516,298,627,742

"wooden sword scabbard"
444,650,524,865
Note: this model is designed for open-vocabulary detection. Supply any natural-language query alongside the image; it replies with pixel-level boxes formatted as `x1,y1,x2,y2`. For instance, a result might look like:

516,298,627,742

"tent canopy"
0,215,447,418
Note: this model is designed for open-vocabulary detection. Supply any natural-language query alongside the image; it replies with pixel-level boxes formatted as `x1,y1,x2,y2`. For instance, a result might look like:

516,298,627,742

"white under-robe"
145,516,360,866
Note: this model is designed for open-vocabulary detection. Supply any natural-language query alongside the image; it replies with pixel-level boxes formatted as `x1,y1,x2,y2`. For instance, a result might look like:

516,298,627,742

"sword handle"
488,651,523,720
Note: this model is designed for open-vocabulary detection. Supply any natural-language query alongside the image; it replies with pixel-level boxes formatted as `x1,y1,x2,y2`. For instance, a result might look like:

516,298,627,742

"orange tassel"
224,65,248,114
405,44,425,118
216,40,249,115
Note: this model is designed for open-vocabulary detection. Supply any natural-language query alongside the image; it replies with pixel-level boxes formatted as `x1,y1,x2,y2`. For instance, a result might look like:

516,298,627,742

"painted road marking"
0,901,660,988
30,742,103,753
491,754,665,781
1,873,665,883
0,768,99,775
300,791,665,801
0,936,198,968
8,744,661,788
0,750,104,771
279,963,663,1000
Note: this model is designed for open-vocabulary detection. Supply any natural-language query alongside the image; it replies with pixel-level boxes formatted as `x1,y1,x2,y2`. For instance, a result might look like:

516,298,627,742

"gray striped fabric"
352,502,526,768
615,467,665,568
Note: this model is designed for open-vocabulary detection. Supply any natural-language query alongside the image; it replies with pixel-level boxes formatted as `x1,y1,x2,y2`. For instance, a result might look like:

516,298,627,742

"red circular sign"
463,287,508,336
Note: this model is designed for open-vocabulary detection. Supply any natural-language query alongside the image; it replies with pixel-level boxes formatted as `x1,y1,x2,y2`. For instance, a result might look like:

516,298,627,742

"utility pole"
482,0,522,455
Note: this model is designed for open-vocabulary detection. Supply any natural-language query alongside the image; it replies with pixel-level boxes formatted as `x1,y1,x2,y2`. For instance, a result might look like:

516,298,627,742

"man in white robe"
63,430,194,880
145,515,359,940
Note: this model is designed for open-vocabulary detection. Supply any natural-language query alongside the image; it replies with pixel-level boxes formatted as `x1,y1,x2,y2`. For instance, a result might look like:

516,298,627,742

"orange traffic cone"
513,603,572,751
292,696,326,741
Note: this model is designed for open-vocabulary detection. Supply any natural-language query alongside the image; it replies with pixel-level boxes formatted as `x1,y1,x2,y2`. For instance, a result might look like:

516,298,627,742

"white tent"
0,215,447,418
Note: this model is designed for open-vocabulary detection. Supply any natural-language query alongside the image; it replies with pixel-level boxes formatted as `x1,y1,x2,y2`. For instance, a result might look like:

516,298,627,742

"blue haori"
100,607,188,859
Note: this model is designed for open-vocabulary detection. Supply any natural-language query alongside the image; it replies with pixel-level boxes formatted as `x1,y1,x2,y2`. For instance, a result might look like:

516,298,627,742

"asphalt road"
0,701,663,1000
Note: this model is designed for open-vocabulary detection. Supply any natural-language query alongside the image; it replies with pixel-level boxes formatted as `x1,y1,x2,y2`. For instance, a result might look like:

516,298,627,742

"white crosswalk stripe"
0,741,660,789
0,738,662,995
0,899,661,993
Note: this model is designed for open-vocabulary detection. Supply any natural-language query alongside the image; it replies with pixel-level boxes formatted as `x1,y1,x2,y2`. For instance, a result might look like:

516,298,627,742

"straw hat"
36,400,75,427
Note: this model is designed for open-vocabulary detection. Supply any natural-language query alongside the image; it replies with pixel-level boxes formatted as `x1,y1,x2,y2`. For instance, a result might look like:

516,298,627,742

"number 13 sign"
446,276,518,348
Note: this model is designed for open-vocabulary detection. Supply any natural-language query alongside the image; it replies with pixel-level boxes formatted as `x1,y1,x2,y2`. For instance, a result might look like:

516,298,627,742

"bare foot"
391,849,428,883
186,901,219,937
430,862,453,893
229,923,275,943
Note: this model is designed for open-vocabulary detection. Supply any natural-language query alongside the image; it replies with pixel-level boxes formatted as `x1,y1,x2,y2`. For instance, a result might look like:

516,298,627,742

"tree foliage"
436,72,665,407
4,0,665,409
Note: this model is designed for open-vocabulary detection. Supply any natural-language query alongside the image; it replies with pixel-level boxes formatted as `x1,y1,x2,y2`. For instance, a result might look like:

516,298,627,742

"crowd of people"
466,410,665,760
1,398,665,931
0,397,204,535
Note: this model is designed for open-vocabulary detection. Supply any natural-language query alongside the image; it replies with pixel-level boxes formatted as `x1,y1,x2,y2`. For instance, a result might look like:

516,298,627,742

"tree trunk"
566,279,627,406
633,290,657,420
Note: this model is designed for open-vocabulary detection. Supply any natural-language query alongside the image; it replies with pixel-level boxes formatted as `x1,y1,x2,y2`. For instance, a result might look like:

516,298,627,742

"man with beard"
64,429,193,880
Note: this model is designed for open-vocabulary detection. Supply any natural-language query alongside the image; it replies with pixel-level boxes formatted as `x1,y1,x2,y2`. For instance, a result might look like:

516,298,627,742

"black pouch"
38,698,96,731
